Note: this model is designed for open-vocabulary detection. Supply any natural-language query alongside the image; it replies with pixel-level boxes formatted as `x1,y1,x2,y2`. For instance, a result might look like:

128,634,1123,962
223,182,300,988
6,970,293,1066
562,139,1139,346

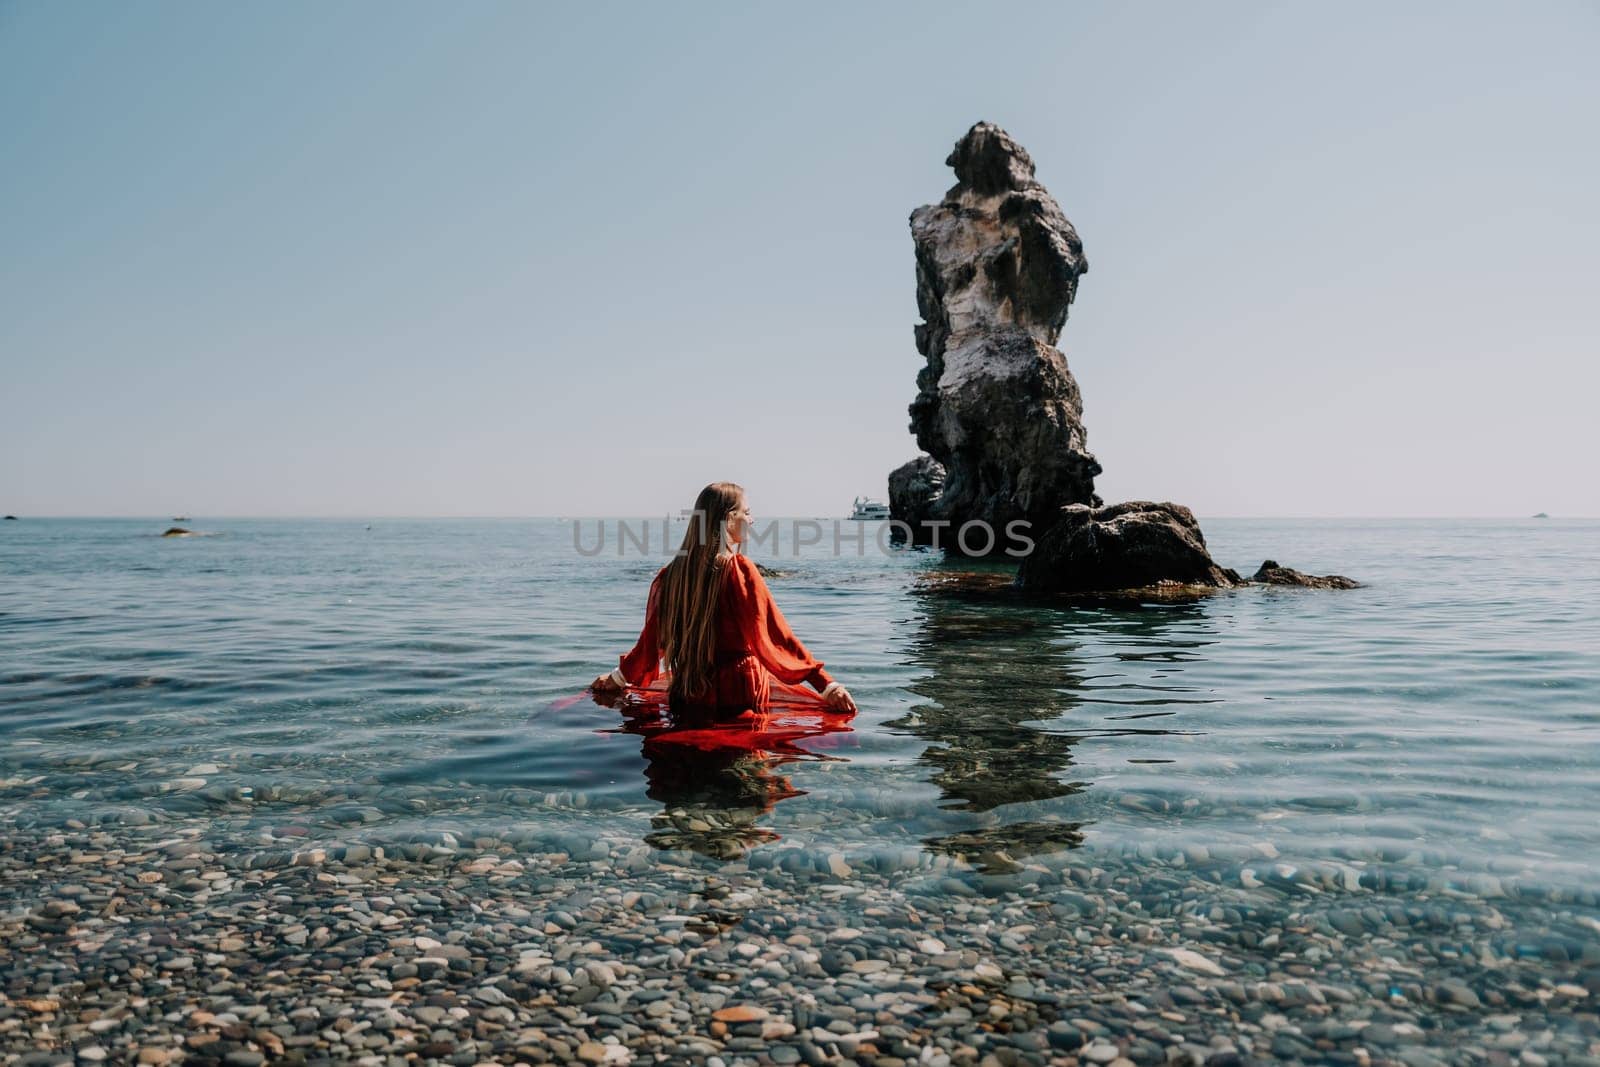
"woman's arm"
594,568,665,690
733,556,853,709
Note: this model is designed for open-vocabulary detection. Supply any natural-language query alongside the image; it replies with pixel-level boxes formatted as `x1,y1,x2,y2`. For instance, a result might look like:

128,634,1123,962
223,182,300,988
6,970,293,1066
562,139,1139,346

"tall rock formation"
889,122,1356,594
889,122,1101,549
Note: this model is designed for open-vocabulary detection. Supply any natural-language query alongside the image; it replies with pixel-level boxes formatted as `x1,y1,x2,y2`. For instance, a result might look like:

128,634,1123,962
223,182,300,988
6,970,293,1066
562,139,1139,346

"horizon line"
1,513,1591,522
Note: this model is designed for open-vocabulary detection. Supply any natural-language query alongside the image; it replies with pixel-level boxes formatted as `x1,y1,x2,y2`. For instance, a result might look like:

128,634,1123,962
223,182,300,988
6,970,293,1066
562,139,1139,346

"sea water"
3,517,1598,896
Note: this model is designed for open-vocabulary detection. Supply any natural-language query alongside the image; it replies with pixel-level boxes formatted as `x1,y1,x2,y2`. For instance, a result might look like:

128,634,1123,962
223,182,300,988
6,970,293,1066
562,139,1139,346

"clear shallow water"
3,517,1598,895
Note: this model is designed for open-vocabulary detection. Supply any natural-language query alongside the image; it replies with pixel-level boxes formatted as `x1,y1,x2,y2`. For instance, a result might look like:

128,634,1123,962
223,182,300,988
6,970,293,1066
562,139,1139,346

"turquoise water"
3,517,1598,896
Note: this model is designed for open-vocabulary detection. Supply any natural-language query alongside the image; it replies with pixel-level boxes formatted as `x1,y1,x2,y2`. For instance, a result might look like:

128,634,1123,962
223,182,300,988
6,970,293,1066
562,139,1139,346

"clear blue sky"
3,1,1596,518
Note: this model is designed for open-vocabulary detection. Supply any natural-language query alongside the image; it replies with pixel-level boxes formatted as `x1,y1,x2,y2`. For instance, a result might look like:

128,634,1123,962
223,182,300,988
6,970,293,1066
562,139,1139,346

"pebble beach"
5,809,1600,1067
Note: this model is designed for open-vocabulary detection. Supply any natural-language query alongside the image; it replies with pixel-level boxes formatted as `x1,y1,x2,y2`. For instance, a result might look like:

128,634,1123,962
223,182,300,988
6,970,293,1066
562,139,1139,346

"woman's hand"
823,684,857,713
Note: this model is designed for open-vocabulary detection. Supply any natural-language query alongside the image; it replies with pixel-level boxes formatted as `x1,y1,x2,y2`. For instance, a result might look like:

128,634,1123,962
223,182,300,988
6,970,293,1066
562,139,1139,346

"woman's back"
593,481,853,716
611,553,835,714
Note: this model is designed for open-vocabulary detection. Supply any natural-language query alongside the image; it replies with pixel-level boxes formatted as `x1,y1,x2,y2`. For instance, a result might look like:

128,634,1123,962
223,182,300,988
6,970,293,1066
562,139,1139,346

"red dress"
614,553,835,714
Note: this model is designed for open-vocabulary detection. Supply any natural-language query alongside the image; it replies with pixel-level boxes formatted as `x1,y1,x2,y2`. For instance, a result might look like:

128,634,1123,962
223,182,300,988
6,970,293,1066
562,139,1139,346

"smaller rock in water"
712,1004,769,1023
1435,980,1481,1009
1162,947,1226,976
1016,501,1242,593
1251,559,1360,589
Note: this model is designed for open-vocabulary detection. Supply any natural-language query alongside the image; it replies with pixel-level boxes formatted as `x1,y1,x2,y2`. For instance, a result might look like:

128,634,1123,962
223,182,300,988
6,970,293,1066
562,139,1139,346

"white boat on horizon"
849,496,890,521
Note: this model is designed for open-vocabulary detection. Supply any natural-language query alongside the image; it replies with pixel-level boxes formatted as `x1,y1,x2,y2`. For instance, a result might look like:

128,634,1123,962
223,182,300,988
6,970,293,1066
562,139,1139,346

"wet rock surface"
1251,560,1362,589
1015,502,1244,595
890,121,1101,548
887,455,948,537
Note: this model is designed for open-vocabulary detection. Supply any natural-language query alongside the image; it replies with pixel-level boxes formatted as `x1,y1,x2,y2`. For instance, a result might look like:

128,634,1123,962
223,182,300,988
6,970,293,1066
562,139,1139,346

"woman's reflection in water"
594,682,856,860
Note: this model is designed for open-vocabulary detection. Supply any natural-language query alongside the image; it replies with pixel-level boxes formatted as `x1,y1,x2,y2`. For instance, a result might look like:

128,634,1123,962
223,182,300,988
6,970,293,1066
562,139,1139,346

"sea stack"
888,121,1101,546
891,122,1355,594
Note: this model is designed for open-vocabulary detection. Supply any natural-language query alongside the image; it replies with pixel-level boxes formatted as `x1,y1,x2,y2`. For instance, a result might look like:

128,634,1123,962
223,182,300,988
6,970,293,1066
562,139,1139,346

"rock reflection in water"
923,821,1085,873
893,568,1212,867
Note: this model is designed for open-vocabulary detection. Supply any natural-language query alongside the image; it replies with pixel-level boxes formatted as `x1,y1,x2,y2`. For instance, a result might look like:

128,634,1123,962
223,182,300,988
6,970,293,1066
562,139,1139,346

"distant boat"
849,495,890,521
172,515,190,521
2,515,16,521
1533,512,1550,519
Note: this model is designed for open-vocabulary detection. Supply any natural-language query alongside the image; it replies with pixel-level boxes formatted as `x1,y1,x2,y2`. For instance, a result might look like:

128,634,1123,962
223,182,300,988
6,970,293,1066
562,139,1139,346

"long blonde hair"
660,481,743,704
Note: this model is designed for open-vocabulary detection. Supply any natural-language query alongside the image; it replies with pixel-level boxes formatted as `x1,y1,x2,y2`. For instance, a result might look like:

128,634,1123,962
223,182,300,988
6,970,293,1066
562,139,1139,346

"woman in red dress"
591,481,857,718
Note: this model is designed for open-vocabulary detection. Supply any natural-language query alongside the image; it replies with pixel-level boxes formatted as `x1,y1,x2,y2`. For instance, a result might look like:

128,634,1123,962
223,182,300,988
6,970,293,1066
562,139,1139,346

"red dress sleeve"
616,568,666,688
727,555,835,691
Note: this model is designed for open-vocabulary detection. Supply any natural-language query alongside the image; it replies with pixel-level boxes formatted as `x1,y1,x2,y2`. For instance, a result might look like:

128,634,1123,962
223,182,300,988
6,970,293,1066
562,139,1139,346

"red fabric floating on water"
602,675,856,755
